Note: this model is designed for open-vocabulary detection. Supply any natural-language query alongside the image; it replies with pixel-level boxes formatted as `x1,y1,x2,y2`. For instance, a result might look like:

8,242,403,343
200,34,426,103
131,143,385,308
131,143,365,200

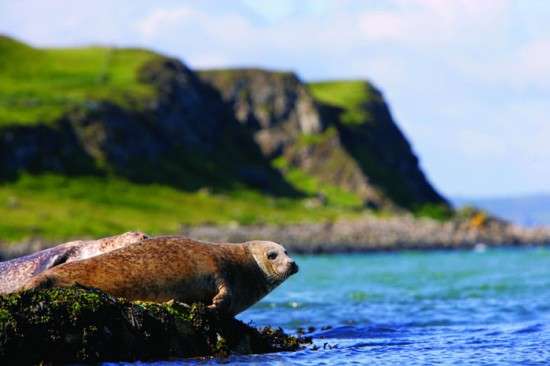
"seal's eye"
267,251,278,260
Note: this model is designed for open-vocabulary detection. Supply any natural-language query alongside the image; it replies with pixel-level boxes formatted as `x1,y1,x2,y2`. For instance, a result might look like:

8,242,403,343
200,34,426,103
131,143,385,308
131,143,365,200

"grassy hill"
0,36,449,244
0,37,363,243
0,35,157,127
0,174,360,243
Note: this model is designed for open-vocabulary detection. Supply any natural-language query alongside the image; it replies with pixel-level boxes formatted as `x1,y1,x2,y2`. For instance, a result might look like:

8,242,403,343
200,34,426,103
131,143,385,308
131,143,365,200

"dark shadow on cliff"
0,59,302,198
318,98,449,211
0,121,103,182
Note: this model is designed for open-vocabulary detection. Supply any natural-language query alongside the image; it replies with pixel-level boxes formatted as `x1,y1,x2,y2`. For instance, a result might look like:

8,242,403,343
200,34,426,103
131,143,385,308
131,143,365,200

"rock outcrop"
0,286,306,363
199,69,324,158
200,71,448,211
325,82,447,210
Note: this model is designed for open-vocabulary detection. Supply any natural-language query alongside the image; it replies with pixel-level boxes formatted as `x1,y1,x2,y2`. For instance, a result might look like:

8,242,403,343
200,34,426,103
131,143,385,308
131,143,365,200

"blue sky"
1,0,550,198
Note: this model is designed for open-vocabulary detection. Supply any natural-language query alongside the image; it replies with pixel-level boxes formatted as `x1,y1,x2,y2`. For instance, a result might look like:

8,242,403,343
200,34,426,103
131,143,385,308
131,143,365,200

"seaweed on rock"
0,285,306,363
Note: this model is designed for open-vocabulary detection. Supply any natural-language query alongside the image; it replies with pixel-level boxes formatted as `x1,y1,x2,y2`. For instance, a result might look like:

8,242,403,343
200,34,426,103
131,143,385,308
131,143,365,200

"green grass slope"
0,35,157,127
0,174,359,243
308,80,380,125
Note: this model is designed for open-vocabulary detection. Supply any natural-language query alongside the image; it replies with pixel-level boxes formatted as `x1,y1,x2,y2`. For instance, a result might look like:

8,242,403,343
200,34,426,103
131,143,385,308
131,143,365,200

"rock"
199,69,324,157
0,286,307,363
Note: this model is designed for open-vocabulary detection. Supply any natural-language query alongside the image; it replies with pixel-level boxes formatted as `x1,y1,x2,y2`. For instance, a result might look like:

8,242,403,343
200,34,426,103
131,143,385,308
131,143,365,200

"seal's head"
246,240,299,288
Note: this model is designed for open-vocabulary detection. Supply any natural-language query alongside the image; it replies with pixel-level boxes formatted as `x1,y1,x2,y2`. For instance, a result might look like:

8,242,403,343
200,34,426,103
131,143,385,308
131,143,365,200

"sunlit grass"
0,36,157,126
0,174,360,243
308,80,379,125
272,156,363,209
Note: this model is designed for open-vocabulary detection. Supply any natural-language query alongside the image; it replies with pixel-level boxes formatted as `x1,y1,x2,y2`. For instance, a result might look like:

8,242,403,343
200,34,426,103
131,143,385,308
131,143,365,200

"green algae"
0,286,307,363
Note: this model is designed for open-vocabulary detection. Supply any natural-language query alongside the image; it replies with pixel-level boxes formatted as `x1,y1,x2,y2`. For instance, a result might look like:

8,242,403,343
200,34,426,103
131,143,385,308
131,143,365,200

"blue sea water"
110,247,550,365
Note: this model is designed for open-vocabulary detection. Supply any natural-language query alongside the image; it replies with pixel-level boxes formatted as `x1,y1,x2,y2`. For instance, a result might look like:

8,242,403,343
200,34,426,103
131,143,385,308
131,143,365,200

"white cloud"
357,0,509,45
0,0,134,46
448,36,550,92
137,7,195,39
358,11,409,42
518,39,550,85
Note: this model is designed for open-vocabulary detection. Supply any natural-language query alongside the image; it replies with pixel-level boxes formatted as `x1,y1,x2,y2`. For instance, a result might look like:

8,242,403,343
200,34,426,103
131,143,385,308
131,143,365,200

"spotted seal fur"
23,236,298,315
0,231,148,294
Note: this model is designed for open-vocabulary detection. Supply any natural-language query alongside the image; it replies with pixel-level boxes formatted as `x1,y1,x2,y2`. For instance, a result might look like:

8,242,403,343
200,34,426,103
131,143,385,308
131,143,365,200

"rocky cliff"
199,71,448,212
0,35,447,216
198,69,324,158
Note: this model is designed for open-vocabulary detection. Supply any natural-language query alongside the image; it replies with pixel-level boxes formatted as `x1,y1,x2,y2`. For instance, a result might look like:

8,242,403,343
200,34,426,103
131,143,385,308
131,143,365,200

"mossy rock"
0,286,306,363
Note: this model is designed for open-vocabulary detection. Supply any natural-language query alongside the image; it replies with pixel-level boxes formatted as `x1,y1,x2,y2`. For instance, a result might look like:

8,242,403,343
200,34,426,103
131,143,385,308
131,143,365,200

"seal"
23,236,299,315
0,231,148,294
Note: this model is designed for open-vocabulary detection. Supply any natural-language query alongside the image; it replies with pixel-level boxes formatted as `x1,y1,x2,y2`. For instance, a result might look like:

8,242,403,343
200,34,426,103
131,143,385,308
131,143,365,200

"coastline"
181,215,550,253
3,214,550,260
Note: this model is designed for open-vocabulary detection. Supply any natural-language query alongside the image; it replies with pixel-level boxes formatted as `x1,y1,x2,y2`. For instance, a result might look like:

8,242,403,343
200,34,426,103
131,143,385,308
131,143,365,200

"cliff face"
319,81,447,210
199,69,324,158
0,36,447,213
199,72,448,211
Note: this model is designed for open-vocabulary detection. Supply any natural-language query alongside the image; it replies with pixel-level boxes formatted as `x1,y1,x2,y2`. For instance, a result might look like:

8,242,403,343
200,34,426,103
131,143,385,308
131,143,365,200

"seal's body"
0,231,148,294
23,236,298,315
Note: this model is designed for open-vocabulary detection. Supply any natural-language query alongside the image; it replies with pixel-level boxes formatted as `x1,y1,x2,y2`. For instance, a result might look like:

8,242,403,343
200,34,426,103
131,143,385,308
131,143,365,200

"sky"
1,0,549,198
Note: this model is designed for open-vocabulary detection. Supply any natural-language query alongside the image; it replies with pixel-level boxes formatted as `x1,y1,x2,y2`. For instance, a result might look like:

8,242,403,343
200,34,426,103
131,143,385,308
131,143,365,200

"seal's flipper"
208,283,232,314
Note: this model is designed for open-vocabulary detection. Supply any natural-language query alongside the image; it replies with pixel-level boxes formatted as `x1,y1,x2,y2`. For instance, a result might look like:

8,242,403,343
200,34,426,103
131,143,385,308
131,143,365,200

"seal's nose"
289,260,299,275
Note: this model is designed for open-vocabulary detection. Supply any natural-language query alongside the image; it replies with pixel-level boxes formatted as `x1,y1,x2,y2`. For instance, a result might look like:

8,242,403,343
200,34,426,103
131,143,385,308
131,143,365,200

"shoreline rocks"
181,215,550,253
3,215,550,260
